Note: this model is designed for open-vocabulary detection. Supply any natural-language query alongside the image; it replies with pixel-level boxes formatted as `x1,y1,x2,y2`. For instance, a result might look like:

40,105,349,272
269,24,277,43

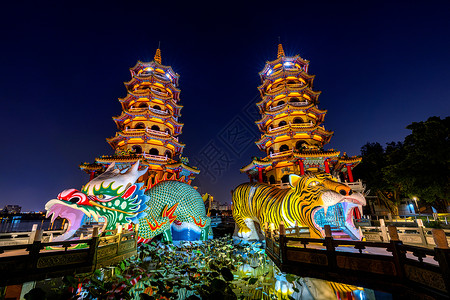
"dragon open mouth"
45,200,108,241
312,195,365,240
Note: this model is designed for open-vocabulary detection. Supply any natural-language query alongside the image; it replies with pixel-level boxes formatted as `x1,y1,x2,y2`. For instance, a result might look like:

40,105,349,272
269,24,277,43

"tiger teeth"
323,205,329,216
357,205,363,216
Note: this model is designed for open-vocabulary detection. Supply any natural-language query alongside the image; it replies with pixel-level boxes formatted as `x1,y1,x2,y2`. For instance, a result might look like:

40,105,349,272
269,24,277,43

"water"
0,215,65,233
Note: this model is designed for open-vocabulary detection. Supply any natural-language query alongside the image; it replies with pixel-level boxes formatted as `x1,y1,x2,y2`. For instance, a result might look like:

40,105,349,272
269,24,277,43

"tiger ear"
289,174,301,188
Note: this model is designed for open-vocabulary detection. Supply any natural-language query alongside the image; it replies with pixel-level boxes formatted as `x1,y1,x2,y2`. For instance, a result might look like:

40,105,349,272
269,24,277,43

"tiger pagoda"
80,48,199,187
241,43,362,191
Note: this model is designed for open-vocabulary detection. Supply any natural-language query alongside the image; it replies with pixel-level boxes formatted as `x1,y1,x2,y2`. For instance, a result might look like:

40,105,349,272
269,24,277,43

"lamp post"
412,197,420,215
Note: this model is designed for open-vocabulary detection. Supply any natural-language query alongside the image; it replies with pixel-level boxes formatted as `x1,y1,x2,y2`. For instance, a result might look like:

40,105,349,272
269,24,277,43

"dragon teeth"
50,212,57,223
92,211,99,222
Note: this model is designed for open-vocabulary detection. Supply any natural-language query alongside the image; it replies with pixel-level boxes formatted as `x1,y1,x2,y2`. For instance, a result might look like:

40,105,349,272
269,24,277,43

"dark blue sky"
1,1,449,211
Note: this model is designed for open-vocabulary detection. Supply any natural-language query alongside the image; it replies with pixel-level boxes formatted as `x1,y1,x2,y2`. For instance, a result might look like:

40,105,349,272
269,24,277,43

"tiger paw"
238,226,252,239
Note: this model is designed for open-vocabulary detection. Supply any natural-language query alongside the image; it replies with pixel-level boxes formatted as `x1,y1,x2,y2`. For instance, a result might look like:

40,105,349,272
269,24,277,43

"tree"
384,116,449,210
354,142,403,214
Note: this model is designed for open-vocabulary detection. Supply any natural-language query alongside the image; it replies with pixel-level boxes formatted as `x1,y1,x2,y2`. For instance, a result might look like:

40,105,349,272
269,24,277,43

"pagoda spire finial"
154,42,162,64
277,38,285,58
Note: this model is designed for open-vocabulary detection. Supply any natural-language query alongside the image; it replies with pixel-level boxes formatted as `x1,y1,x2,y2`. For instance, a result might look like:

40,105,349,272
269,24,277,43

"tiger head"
287,172,366,240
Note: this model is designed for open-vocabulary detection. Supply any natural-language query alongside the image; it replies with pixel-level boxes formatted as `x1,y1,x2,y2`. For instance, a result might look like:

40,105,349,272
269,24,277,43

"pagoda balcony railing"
291,121,314,128
289,101,309,107
149,107,169,115
267,103,286,111
270,149,293,158
151,88,169,97
142,153,169,161
268,101,309,112
124,128,178,141
129,107,148,112
268,121,314,132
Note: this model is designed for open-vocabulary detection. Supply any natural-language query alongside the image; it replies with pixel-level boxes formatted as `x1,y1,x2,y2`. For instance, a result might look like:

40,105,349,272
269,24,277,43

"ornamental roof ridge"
130,60,180,79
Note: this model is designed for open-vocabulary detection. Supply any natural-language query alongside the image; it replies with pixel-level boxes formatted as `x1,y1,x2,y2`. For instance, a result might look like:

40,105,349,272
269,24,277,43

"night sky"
1,1,449,211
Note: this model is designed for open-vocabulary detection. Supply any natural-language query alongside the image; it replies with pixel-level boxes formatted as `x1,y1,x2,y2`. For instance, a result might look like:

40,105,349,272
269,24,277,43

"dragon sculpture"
45,162,211,242
232,172,366,240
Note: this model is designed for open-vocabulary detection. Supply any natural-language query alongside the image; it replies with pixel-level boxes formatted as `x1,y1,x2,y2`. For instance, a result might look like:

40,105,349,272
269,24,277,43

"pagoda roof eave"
106,133,186,147
294,150,341,158
240,158,273,173
257,72,316,91
165,162,200,174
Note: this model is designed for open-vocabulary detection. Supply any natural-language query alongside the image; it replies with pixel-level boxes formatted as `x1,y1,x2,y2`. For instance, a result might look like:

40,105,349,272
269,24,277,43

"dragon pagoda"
80,48,199,187
240,44,362,205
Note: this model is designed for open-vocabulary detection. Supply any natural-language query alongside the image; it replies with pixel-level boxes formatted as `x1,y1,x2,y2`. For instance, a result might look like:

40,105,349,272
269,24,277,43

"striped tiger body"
232,172,366,239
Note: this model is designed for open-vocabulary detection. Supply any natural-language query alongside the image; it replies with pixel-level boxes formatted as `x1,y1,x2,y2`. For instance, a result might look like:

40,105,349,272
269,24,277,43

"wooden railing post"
432,229,450,293
323,225,336,269
28,229,43,270
279,222,286,264
388,225,405,279
89,233,100,272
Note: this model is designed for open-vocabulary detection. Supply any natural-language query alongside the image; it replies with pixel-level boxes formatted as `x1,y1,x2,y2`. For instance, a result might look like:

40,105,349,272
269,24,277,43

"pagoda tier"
241,44,361,187
80,48,200,185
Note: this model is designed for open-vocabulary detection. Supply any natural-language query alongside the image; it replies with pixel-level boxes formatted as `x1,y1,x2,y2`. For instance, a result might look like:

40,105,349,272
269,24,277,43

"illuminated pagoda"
80,48,199,186
241,44,361,188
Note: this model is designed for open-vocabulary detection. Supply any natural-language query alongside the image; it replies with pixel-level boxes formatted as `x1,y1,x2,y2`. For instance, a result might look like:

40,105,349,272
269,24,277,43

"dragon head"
288,172,366,239
45,162,148,240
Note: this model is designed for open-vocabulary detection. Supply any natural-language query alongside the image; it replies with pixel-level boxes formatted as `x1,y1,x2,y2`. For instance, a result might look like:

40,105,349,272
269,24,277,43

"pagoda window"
278,120,287,127
164,150,172,159
295,141,307,150
132,145,142,154
165,128,171,135
138,103,147,108
153,105,162,110
268,147,274,155
269,175,276,184
287,80,296,85
135,123,145,129
281,175,290,183
293,118,304,124
151,125,160,131
289,97,300,103
277,101,285,106
149,148,159,156
279,144,289,152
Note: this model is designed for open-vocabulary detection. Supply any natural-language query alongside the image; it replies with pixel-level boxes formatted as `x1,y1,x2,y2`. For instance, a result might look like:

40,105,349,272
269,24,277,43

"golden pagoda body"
81,49,199,186
241,44,361,187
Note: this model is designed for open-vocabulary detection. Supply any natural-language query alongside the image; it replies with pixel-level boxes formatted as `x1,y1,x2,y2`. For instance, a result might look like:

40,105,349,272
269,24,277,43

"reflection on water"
0,215,65,233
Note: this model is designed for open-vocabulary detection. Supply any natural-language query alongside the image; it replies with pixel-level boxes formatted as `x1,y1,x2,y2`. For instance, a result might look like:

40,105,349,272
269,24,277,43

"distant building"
1,205,21,214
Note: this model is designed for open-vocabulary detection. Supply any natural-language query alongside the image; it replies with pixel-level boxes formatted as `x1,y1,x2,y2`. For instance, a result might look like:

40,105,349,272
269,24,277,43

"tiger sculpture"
232,172,366,240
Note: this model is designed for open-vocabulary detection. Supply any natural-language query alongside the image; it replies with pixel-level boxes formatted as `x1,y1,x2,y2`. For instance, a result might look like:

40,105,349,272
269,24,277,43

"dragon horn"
106,162,116,171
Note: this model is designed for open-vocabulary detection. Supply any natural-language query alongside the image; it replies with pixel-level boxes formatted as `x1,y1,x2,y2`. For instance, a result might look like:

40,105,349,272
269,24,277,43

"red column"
258,167,263,183
346,164,354,182
324,159,330,173
297,160,305,175
353,207,361,219
89,171,95,181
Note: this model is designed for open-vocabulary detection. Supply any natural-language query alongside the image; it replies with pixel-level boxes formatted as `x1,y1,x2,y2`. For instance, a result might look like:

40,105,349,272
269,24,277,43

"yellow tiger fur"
232,172,353,239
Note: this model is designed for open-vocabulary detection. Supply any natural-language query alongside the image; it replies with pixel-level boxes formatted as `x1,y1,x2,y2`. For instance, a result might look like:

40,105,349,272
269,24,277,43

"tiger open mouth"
312,193,366,240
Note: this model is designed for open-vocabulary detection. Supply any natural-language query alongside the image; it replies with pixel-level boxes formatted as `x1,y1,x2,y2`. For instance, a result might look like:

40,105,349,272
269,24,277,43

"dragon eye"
97,194,104,200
